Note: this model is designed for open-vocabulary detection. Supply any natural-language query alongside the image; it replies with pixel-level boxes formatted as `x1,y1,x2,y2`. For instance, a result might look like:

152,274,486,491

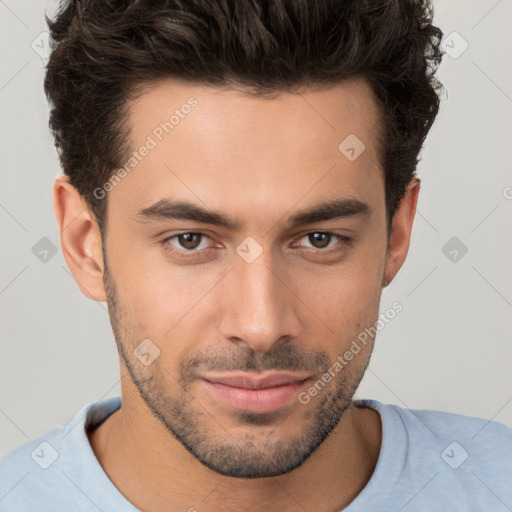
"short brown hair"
44,0,444,236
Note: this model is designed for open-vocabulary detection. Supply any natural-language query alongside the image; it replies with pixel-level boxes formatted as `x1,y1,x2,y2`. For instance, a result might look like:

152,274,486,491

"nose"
218,247,301,352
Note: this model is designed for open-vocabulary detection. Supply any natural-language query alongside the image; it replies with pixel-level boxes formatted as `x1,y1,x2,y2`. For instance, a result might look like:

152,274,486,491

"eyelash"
160,231,352,259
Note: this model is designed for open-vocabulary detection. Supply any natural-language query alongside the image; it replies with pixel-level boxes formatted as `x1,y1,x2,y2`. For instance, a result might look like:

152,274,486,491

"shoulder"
0,397,118,511
360,398,512,438
0,422,65,472
355,399,512,510
392,402,511,436
0,425,78,511
393,403,512,460
371,399,512,461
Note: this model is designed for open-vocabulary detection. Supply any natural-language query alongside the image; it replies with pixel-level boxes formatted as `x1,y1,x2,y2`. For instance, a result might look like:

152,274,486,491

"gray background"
1,0,511,456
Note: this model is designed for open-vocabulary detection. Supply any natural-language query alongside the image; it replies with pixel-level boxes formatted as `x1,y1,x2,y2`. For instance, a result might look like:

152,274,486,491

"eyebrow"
135,197,371,230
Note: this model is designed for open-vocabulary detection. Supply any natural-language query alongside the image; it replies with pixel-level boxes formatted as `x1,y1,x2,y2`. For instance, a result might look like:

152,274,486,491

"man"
1,0,510,510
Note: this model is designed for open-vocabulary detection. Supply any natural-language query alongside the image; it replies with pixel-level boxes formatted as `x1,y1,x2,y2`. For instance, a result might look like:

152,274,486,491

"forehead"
109,77,384,223
127,77,382,155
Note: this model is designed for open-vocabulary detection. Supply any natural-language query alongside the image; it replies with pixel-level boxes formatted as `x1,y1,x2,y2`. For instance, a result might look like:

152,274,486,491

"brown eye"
307,232,333,249
294,232,353,256
176,233,204,250
163,232,212,253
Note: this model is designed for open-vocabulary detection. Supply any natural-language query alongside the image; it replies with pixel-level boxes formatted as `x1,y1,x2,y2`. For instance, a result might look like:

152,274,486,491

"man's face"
102,77,388,478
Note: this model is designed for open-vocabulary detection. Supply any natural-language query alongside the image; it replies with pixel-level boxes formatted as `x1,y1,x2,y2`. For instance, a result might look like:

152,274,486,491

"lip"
200,371,311,413
201,371,312,389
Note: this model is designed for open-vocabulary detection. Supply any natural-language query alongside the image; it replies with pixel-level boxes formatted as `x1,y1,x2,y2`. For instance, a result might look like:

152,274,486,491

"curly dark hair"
44,0,444,237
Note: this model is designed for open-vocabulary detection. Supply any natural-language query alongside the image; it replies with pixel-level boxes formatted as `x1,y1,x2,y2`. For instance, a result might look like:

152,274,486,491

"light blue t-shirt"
0,396,511,511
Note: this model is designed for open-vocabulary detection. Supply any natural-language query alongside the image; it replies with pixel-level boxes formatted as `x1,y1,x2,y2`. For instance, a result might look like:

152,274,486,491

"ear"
383,177,421,286
53,175,107,302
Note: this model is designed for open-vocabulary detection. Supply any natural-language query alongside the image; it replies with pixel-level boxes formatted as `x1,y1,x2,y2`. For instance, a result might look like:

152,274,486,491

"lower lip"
201,379,309,413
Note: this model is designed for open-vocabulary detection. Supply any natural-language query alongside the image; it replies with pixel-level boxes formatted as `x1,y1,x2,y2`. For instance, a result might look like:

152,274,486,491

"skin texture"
53,76,420,512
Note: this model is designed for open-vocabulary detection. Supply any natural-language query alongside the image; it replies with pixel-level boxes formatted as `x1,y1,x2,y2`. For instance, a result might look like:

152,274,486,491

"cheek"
112,251,225,342
302,252,382,316
319,287,381,350
292,253,383,355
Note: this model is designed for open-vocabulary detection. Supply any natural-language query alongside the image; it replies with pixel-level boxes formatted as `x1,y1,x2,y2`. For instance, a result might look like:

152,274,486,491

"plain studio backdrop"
0,0,511,456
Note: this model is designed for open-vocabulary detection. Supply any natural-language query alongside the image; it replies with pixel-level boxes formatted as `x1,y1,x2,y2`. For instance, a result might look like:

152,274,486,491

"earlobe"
382,177,421,287
53,175,108,302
